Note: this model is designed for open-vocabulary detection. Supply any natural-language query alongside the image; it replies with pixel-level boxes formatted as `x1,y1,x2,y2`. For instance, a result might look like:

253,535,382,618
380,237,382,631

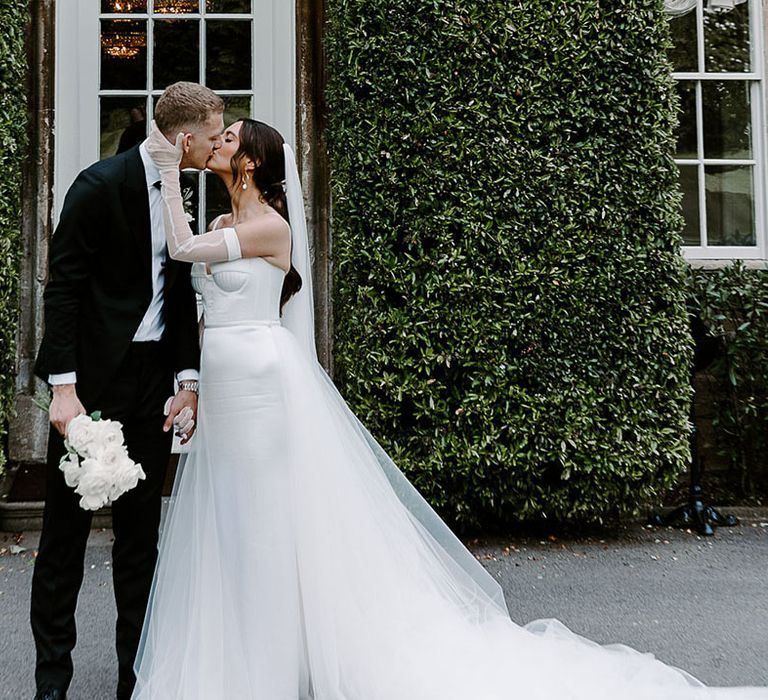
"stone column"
8,0,55,469
296,0,333,375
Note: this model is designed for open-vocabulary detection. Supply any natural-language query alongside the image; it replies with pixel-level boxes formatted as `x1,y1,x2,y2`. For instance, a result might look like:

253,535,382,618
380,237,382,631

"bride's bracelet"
178,380,199,395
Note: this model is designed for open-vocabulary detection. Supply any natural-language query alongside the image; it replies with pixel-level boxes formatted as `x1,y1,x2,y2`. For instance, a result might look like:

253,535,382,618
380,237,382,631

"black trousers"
30,342,174,698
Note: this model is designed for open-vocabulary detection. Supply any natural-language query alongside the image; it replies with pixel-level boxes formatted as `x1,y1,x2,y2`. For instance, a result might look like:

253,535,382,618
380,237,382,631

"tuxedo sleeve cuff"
176,369,199,382
49,372,77,385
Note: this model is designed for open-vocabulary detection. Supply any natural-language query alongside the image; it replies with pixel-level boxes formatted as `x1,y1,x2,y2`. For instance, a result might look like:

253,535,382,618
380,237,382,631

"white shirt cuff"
176,369,199,382
49,372,77,385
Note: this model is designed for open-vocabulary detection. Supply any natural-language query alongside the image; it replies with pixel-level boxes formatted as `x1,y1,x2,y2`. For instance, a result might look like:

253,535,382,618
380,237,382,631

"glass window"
668,1,763,258
101,19,147,89
677,165,701,245
206,20,252,90
100,96,148,158
101,0,147,13
206,0,250,12
154,20,200,88
98,0,254,231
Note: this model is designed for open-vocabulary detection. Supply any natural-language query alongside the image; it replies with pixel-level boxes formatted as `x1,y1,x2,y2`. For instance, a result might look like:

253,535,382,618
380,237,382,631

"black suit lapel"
165,247,181,290
119,146,188,294
120,146,152,277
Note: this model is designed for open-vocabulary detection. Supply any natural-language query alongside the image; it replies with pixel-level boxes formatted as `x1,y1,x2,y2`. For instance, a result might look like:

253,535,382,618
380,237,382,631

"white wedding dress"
132,143,766,699
130,252,767,700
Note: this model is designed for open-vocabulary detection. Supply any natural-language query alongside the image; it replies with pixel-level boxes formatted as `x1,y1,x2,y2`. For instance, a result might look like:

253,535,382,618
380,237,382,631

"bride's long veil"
281,142,509,613
281,143,317,361
277,147,750,698
132,141,758,700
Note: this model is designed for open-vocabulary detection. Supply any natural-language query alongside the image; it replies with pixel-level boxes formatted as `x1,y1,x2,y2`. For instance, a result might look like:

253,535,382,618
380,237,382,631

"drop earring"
242,173,249,190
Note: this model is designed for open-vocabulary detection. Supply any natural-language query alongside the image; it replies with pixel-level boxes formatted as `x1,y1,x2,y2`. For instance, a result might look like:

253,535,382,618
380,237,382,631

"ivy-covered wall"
326,0,693,529
0,1,28,472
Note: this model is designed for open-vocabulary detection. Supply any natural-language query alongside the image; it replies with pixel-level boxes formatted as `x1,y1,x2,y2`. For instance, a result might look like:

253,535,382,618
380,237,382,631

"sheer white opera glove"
174,407,195,437
163,397,195,440
145,120,241,264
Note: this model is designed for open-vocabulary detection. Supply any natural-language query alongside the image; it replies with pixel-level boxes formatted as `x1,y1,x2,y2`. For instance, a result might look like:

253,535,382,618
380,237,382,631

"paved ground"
1,516,767,698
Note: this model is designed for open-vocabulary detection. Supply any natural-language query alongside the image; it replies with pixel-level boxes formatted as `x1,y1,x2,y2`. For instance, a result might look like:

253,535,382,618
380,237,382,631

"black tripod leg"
691,490,715,537
649,504,692,527
706,506,739,527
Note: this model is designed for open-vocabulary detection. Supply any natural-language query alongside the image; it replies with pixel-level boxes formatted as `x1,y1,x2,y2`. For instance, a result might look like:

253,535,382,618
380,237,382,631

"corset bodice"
191,257,286,326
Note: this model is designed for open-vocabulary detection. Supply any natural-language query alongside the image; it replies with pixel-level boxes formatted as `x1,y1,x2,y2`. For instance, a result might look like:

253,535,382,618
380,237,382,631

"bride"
132,118,766,699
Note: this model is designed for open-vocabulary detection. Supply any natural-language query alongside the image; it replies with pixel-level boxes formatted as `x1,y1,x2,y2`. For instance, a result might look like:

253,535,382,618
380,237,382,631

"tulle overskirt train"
133,322,767,700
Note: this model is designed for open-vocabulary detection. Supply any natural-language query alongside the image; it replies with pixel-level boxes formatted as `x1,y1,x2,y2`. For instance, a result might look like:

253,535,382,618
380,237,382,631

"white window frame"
54,0,295,226
673,0,767,261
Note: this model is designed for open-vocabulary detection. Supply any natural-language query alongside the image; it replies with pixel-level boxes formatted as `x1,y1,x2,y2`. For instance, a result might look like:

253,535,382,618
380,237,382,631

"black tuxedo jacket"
35,146,200,409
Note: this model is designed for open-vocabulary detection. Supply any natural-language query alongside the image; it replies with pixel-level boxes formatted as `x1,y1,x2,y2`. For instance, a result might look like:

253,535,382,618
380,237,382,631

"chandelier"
106,0,146,10
101,21,146,59
104,0,199,11
154,0,198,12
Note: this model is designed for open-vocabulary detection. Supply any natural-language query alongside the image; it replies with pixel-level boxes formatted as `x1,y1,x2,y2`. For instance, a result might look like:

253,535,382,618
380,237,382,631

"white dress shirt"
133,141,167,343
50,141,199,386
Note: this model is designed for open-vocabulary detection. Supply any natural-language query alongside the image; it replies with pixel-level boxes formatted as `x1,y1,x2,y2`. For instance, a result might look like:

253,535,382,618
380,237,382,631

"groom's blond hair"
155,82,224,135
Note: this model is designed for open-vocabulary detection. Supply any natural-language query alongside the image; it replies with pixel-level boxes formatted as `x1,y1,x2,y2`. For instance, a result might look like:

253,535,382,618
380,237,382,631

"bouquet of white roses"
59,412,146,511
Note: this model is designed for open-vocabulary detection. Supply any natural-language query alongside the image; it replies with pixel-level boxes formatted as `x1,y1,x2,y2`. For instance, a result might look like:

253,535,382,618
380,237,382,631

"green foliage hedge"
0,2,27,470
688,264,768,495
326,0,693,529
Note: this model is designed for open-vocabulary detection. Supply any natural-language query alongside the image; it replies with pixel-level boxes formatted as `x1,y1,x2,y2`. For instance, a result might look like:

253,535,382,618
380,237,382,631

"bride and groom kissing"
31,81,768,700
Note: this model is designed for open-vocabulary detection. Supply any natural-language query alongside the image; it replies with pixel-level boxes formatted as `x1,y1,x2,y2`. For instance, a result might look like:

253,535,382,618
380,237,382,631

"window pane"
702,81,752,159
101,97,147,159
223,95,252,126
674,81,697,158
678,166,701,246
154,19,200,88
705,165,755,246
206,0,251,11
668,10,698,73
206,20,251,89
704,2,751,73
205,171,231,227
101,0,147,12
101,20,147,89
179,171,201,233
153,0,200,13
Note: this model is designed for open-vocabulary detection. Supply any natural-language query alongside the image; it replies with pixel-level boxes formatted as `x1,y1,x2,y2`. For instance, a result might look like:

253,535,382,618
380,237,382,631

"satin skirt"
133,322,767,699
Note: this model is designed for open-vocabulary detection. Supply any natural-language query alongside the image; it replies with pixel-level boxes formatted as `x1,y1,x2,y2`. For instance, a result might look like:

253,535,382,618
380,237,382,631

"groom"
31,82,225,700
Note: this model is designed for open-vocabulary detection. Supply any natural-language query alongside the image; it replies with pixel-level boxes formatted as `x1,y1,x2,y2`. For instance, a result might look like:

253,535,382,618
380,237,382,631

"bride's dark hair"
229,118,302,311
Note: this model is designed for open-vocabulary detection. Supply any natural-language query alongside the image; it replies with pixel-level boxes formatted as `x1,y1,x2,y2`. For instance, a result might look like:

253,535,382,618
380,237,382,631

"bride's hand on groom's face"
146,119,186,172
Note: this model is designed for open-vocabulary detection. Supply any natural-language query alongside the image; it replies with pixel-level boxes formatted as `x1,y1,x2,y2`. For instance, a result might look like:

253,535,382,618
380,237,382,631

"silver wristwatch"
178,379,199,395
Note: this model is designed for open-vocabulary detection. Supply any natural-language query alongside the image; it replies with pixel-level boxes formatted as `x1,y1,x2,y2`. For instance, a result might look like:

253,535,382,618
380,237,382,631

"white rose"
79,491,108,511
95,419,125,449
97,445,127,471
66,415,97,455
59,452,81,488
111,459,146,500
75,458,112,510
107,481,122,502
86,420,125,460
